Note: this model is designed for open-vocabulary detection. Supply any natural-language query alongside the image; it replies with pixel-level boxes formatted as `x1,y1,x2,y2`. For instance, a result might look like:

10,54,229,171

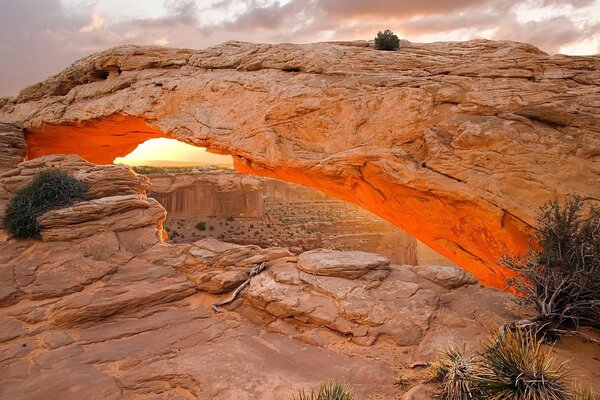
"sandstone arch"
2,40,599,287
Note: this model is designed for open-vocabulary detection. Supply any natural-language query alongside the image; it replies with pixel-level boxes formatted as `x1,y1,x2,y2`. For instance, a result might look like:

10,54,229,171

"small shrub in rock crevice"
2,168,89,239
374,29,400,51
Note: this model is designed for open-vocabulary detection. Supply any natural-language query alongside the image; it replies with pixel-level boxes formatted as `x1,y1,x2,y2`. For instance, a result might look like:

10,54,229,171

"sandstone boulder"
0,154,166,242
298,249,390,278
413,265,478,289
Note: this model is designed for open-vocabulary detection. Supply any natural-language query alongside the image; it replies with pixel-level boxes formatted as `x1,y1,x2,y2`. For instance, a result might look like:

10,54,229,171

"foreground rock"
2,40,599,286
0,154,166,243
2,231,600,399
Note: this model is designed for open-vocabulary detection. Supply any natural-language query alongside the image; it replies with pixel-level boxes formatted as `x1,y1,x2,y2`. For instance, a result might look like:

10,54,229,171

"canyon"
146,167,455,266
0,154,597,399
0,38,599,399
2,39,598,286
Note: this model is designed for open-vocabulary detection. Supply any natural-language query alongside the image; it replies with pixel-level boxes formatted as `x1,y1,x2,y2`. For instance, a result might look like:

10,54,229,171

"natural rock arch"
2,40,599,287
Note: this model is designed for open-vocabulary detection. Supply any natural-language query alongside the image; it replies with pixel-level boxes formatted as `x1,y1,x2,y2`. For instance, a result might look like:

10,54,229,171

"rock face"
0,123,27,227
1,40,599,286
149,169,450,266
0,154,166,243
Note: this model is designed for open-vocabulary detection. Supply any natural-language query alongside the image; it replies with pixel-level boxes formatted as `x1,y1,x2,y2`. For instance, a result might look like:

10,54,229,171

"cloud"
79,10,105,33
0,0,598,96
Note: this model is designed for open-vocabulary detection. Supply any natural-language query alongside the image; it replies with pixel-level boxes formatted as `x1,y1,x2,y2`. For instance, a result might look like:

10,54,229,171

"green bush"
501,197,600,338
293,380,354,400
2,168,89,239
374,29,400,51
196,222,207,231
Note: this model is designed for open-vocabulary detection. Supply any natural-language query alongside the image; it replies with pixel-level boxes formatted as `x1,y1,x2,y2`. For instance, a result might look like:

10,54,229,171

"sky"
1,0,599,97
113,138,233,165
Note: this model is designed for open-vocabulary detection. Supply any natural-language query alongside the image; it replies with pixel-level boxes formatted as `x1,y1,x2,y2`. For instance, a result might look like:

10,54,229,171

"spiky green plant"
477,329,570,400
2,168,89,239
293,380,355,400
429,345,482,400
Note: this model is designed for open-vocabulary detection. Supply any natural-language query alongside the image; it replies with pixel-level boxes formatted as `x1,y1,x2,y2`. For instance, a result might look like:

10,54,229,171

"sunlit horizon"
113,138,234,167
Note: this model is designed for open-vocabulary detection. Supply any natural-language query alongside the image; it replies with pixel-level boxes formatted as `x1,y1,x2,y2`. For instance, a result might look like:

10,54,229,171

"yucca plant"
477,329,570,400
429,345,482,400
293,380,355,400
573,385,600,400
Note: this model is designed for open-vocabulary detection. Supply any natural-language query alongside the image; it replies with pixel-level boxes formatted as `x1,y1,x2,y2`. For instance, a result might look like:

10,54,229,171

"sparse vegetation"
2,168,89,239
394,374,410,387
477,330,570,400
227,216,234,222
293,380,355,400
500,197,600,342
429,345,481,400
196,222,207,231
374,29,400,51
430,330,577,400
130,164,232,175
574,385,600,400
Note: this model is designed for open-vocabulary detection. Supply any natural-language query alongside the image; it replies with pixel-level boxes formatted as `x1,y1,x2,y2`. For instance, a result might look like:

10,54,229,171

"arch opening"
114,138,456,268
24,114,532,288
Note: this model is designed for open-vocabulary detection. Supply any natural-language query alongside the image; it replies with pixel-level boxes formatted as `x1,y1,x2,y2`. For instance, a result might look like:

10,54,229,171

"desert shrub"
574,385,600,400
429,345,482,400
477,330,570,400
2,168,89,239
500,197,600,340
196,222,207,231
430,330,577,400
374,29,400,51
293,380,354,400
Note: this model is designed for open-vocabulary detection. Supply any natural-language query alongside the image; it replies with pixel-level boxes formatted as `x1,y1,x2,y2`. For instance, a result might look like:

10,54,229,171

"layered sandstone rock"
0,123,27,227
2,39,598,286
0,154,166,242
2,228,599,398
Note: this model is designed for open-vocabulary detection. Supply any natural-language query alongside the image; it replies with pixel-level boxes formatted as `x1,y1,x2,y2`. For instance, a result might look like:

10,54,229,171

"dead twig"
212,262,267,313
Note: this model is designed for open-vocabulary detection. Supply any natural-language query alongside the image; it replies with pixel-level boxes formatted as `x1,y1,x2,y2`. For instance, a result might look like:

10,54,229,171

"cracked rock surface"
1,40,599,286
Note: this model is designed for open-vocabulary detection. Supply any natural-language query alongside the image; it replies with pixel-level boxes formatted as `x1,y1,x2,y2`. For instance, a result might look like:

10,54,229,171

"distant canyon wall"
147,169,455,267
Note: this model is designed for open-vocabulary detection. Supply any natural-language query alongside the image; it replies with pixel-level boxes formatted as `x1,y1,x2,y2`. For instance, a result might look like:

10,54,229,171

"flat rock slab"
412,265,478,289
298,249,390,278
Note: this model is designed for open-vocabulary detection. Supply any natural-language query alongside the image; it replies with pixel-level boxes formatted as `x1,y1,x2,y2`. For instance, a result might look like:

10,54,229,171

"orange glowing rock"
26,115,165,164
5,40,599,289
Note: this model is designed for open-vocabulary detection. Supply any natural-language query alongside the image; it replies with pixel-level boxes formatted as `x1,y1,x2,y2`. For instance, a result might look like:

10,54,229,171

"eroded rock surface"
1,157,599,399
2,40,599,286
0,231,517,399
0,154,166,242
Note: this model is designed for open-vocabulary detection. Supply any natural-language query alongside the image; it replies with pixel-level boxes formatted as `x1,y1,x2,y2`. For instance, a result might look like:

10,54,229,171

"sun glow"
113,138,233,167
